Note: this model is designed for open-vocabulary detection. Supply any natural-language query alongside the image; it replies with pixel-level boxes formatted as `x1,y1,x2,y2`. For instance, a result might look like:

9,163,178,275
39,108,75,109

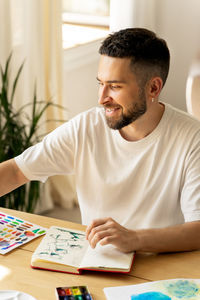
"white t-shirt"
15,103,200,229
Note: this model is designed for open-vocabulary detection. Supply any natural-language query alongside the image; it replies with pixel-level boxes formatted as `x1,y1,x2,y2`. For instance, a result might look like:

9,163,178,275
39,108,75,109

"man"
1,28,200,253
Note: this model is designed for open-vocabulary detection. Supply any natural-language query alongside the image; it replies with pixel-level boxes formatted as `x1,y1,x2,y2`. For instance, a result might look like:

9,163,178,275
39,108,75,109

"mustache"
103,104,121,109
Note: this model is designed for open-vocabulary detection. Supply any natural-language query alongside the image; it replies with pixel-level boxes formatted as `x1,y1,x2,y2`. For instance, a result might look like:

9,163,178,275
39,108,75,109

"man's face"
97,55,147,130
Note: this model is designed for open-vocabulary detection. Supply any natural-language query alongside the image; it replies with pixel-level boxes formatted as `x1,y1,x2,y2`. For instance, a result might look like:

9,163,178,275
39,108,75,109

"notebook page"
32,226,88,267
79,243,133,270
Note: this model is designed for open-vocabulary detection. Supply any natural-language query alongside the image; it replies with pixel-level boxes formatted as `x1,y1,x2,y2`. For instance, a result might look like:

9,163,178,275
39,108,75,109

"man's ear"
148,77,163,99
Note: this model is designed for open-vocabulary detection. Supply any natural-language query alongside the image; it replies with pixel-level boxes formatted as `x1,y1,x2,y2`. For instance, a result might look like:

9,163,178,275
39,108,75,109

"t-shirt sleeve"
14,119,78,183
181,135,200,222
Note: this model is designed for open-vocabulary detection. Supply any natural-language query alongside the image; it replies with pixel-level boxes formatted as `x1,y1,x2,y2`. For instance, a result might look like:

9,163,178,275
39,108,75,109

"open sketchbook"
104,279,200,300
31,226,135,275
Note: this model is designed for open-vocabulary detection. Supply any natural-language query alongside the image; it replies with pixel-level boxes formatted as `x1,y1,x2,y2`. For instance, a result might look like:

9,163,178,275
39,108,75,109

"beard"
105,97,147,130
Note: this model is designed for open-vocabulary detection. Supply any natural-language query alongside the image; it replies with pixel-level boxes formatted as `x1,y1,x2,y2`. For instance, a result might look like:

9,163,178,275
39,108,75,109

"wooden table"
0,207,200,300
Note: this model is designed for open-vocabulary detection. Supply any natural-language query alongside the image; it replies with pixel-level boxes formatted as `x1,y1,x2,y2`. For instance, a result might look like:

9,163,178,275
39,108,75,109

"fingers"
85,217,111,240
86,217,120,249
90,229,112,248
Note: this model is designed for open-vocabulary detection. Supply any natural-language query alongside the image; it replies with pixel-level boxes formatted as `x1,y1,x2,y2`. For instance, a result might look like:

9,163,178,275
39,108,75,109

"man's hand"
86,217,137,253
86,218,200,254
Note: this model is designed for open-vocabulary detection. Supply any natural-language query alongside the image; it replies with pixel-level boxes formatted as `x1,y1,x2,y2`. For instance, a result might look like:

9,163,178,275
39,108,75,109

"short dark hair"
99,28,170,88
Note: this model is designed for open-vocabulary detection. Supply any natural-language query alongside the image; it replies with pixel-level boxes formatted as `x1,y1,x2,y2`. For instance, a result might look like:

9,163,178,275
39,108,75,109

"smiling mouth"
105,106,121,115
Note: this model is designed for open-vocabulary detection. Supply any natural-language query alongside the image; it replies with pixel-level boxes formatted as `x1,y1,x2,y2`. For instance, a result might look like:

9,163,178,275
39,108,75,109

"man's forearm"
0,159,29,196
136,221,200,253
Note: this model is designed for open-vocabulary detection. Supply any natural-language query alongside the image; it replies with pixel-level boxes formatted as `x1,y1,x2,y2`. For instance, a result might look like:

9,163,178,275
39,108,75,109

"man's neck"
119,102,165,142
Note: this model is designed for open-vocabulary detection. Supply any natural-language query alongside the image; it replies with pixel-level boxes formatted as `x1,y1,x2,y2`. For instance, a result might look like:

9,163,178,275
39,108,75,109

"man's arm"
86,217,200,253
0,159,29,197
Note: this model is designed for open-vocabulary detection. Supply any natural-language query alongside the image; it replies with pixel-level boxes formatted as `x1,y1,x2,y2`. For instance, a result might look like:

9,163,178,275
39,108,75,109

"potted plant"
0,54,65,213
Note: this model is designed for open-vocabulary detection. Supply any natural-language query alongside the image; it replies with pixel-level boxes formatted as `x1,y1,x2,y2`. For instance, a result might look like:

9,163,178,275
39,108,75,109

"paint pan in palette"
0,212,46,254
55,286,93,300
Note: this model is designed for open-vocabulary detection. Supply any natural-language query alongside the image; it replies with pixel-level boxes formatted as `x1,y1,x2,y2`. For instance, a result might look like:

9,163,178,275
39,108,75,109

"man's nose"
98,85,112,105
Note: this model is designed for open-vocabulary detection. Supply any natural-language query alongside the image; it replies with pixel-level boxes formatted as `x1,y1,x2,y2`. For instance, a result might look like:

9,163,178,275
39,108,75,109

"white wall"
63,0,200,116
156,0,200,111
63,40,101,119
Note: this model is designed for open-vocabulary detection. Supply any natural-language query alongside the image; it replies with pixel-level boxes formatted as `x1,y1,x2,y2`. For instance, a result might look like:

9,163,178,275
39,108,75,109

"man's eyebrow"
96,77,126,84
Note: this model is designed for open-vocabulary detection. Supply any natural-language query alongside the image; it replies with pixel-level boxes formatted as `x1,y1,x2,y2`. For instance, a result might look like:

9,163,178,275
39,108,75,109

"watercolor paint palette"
55,286,93,300
0,212,46,254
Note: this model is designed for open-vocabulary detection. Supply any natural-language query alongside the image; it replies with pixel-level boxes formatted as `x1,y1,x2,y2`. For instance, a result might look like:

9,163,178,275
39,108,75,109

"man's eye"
111,85,121,90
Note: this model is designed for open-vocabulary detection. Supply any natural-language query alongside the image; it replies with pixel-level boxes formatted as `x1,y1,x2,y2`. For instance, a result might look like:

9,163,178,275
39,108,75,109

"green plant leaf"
11,60,25,104
0,53,66,212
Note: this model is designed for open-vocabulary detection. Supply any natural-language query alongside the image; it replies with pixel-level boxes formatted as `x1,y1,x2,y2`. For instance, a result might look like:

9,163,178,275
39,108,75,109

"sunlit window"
62,0,110,49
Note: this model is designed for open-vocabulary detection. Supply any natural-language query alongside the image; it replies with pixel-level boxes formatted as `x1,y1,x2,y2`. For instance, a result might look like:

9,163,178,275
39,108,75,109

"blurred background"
0,0,200,222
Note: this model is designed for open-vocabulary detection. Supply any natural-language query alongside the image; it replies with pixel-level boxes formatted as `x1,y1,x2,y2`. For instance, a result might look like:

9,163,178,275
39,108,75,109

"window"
62,0,110,49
